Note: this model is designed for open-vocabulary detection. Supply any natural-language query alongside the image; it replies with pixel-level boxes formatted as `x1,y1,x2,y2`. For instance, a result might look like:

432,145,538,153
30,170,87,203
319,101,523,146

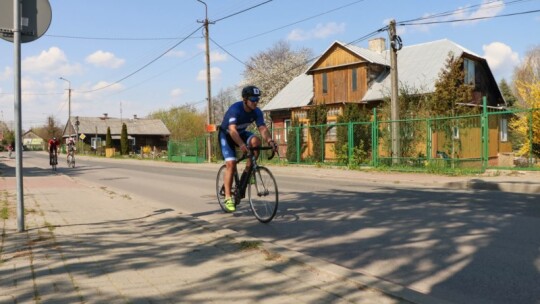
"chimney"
102,113,108,119
368,38,386,53
133,114,137,120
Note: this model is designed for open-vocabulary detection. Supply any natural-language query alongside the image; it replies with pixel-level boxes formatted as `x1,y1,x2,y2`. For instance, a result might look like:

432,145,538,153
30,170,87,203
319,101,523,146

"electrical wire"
78,25,203,94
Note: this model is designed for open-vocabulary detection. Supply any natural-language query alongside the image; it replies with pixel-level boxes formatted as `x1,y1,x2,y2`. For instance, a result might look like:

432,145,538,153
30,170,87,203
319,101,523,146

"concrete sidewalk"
0,172,436,304
1,155,538,303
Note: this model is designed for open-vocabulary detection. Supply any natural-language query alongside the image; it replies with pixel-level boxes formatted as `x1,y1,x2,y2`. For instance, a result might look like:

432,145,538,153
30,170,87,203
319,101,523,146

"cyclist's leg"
219,131,237,200
244,133,261,169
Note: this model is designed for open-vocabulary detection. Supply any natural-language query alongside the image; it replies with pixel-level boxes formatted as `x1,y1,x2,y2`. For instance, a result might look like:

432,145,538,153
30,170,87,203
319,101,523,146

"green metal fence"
168,99,539,173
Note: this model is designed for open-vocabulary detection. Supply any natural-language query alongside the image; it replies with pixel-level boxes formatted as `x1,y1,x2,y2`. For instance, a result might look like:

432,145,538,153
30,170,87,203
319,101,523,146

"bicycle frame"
233,146,275,205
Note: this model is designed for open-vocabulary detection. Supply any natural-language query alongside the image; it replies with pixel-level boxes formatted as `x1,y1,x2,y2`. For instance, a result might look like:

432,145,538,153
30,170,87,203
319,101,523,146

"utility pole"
197,0,214,163
59,77,71,129
388,20,401,164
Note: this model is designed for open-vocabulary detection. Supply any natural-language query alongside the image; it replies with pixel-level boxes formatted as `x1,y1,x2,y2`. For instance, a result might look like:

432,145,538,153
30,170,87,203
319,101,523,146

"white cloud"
288,22,345,41
170,88,184,98
22,47,82,75
482,42,519,81
211,51,228,62
1,67,12,81
197,67,222,82
166,50,186,58
453,0,504,25
86,50,125,68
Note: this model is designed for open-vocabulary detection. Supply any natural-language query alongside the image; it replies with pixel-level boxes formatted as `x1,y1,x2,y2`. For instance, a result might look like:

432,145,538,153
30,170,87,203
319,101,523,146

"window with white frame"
500,118,508,142
452,126,460,139
284,119,291,143
326,121,337,141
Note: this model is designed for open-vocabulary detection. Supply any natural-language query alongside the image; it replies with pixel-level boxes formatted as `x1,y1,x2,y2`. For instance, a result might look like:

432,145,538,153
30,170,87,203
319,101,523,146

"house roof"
261,73,313,111
363,39,482,101
264,38,490,111
67,116,170,136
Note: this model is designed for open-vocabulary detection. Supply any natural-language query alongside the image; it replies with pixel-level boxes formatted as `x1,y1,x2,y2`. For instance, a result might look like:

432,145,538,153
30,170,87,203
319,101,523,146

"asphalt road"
11,151,540,304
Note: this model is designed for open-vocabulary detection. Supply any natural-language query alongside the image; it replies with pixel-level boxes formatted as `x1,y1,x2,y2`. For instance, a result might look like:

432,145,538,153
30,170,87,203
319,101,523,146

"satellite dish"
0,0,52,43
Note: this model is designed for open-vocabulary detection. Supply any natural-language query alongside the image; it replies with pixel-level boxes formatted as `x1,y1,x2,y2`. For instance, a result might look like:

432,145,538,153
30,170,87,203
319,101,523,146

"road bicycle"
67,149,75,168
216,146,279,223
49,150,58,171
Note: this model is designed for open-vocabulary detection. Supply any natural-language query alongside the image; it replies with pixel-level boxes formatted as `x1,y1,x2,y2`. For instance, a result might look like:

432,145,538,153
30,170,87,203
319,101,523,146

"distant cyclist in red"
48,137,60,165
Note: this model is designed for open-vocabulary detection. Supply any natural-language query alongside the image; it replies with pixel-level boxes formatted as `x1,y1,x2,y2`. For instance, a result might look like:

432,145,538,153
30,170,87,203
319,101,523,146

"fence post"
296,126,300,164
167,140,171,161
529,109,533,164
372,108,378,167
482,96,488,171
426,118,431,162
348,122,353,165
195,137,199,163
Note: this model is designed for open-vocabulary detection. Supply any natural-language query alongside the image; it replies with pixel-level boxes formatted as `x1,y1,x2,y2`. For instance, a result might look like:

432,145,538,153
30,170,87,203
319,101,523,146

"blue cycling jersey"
220,101,265,133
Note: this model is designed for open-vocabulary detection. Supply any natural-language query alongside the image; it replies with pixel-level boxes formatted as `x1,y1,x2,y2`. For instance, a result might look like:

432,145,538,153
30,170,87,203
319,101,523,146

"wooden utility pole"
388,20,401,164
197,0,214,163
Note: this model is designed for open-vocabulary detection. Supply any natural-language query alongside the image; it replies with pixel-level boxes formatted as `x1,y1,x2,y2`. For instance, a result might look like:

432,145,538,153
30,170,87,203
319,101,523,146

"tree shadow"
202,185,540,304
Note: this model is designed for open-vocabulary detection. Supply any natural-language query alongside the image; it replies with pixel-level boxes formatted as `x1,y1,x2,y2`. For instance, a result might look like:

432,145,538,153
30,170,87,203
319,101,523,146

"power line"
78,25,204,94
399,8,540,26
214,0,274,23
222,0,367,46
44,34,203,41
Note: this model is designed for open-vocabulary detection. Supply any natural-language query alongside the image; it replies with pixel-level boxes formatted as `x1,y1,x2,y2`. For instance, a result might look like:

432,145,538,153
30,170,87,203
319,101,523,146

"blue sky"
1,0,539,130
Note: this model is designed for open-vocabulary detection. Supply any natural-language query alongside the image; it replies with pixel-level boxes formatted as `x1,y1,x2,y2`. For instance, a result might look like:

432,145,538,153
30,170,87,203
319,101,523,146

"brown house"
263,38,507,161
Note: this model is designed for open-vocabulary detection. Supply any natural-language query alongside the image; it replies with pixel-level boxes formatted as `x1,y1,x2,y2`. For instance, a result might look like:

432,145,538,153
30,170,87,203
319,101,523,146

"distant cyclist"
48,137,60,165
66,137,76,162
219,85,277,212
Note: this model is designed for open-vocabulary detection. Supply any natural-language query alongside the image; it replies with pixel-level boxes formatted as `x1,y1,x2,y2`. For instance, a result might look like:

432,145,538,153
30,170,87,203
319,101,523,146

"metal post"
13,0,25,232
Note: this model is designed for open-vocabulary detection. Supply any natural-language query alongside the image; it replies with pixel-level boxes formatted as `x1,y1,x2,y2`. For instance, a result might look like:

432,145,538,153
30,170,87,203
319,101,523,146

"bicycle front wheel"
216,165,238,213
248,167,278,223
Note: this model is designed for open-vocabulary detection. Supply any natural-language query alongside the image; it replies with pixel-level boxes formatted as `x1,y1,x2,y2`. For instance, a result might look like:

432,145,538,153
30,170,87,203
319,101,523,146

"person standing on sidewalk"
7,143,13,159
218,85,277,212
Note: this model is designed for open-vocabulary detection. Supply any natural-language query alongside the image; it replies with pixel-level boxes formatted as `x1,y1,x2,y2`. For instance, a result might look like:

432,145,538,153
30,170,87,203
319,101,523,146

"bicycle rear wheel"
216,164,238,213
248,167,278,223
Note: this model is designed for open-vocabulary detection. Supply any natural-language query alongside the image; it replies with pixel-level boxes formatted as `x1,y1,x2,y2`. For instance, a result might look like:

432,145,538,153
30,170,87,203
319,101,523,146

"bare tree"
242,40,312,107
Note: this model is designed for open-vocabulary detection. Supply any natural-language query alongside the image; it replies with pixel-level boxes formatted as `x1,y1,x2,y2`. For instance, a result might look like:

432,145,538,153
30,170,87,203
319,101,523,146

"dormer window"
464,58,475,85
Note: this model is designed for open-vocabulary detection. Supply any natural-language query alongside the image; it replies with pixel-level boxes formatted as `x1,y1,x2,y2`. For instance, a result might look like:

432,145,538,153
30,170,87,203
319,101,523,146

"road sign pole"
13,0,25,232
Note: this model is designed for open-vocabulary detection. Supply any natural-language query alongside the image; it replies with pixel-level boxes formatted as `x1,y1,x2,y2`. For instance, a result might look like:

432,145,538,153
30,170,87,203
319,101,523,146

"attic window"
464,58,475,85
322,72,328,94
352,68,358,91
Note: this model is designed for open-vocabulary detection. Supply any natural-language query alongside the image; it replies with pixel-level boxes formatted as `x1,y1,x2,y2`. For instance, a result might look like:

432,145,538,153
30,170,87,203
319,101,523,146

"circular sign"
0,0,52,43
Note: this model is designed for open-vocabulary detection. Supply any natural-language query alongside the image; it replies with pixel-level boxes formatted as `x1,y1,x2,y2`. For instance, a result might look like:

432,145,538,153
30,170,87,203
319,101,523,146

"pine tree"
106,127,112,148
120,123,128,155
499,79,517,108
307,105,327,162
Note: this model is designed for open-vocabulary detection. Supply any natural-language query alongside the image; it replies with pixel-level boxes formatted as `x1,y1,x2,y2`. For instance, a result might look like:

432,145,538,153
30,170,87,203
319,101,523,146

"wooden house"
263,38,508,161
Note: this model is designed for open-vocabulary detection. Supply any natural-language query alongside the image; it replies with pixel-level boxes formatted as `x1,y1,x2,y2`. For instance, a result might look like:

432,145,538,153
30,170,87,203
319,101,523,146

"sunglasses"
248,96,260,103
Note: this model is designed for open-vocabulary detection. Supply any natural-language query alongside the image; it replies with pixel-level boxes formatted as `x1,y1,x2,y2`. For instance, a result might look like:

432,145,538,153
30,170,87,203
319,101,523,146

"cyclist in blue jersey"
219,85,277,212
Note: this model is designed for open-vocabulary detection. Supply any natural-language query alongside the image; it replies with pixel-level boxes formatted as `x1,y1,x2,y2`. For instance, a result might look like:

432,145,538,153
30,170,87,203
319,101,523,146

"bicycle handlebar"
237,146,277,163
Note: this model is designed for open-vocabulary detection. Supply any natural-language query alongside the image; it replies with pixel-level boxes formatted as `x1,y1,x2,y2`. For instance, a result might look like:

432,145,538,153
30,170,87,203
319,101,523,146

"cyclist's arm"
258,125,273,144
228,124,249,153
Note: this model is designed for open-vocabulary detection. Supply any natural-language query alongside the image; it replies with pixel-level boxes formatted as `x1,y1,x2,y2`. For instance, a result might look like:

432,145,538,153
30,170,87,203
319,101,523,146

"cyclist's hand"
240,144,249,155
269,140,278,152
